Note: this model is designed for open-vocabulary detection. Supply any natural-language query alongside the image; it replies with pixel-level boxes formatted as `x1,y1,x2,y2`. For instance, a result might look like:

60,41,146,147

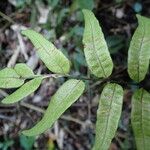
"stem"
1,73,94,81
20,102,85,126
66,74,92,81
0,11,15,24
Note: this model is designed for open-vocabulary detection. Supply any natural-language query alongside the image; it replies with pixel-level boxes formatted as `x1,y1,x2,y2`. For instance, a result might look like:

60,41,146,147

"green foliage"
82,9,113,78
22,79,85,136
1,77,42,104
128,15,150,82
0,9,150,150
0,68,24,88
93,83,123,150
131,89,150,150
19,135,35,150
106,35,125,54
22,29,70,74
14,63,34,77
0,63,36,89
71,0,94,11
0,138,14,150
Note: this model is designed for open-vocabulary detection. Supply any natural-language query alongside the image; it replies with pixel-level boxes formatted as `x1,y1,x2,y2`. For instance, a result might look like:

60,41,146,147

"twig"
60,115,84,126
0,73,93,81
0,114,15,122
0,11,15,24
66,74,92,81
20,102,85,126
7,46,20,67
20,102,44,113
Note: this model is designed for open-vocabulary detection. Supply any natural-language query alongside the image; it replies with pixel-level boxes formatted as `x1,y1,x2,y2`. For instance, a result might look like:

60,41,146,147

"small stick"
20,102,85,126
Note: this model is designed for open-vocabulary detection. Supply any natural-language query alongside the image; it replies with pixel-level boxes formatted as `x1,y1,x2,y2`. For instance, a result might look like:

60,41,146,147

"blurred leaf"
72,25,84,36
131,88,150,150
106,35,125,54
57,8,69,25
71,0,94,11
75,11,84,22
82,9,113,78
30,3,37,28
133,2,142,13
1,77,42,104
20,135,35,150
73,52,86,66
47,0,59,8
115,0,123,3
8,0,31,7
47,139,55,150
73,49,87,71
0,68,24,89
93,83,123,150
128,15,150,82
0,139,14,150
78,0,94,10
22,30,70,74
73,49,87,67
22,79,85,136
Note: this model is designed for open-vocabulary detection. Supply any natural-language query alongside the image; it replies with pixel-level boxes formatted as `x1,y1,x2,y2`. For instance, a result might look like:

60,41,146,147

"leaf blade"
82,9,113,78
128,15,150,82
22,79,85,136
0,68,24,88
1,77,42,104
131,89,150,150
21,29,70,74
14,63,34,77
93,83,123,150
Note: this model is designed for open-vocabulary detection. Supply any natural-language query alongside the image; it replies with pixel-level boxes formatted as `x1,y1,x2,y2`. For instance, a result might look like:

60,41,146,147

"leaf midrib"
23,80,83,136
51,80,82,118
32,34,65,74
137,21,145,82
89,18,107,78
100,84,116,148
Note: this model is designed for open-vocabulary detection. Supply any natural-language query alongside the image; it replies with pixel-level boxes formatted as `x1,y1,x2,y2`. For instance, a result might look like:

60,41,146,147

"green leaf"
21,29,70,74
131,88,150,150
82,9,113,78
1,77,42,104
0,68,24,88
22,79,85,136
70,0,94,12
106,35,125,54
128,15,150,82
14,63,34,78
77,0,94,10
93,83,123,150
20,135,35,150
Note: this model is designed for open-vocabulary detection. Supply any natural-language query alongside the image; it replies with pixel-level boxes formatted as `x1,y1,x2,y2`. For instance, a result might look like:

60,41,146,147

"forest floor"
0,0,150,150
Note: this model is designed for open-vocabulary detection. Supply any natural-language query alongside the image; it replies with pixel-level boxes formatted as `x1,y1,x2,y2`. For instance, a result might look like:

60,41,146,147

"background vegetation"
0,0,150,149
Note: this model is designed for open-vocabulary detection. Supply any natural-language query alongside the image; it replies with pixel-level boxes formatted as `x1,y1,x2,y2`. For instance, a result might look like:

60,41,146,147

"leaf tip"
82,9,92,16
21,29,27,36
136,14,141,19
22,130,32,137
1,98,11,104
21,29,33,36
